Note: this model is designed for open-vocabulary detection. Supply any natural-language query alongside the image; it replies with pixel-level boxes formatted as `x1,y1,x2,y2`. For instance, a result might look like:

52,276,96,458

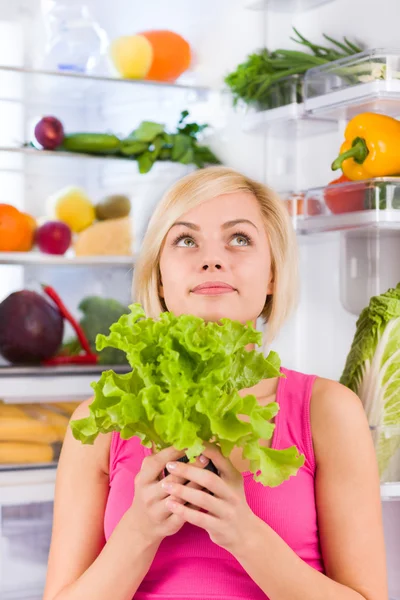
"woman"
44,167,387,600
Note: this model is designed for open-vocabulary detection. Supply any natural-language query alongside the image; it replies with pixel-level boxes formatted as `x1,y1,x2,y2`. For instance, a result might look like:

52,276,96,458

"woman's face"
159,192,273,324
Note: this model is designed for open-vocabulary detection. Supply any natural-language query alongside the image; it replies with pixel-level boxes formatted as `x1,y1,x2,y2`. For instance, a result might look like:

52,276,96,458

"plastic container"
370,426,400,484
295,178,400,234
40,0,109,75
304,48,400,120
242,75,337,137
339,228,400,315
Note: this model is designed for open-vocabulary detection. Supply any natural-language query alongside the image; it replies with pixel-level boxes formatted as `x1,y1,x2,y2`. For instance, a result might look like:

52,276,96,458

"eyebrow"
170,218,258,232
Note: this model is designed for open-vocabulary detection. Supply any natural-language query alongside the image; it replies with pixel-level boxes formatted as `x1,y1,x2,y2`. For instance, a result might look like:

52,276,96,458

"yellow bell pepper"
331,112,400,181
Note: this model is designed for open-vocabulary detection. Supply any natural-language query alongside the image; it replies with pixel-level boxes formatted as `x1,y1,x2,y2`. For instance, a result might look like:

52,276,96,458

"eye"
173,234,197,248
230,232,252,247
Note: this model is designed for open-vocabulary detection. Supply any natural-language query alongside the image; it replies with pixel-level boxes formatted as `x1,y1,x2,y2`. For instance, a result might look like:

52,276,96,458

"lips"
191,281,236,295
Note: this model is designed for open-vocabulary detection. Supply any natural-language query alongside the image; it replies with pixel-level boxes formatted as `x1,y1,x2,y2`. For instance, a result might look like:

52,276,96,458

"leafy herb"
120,111,221,173
70,304,305,487
225,28,363,109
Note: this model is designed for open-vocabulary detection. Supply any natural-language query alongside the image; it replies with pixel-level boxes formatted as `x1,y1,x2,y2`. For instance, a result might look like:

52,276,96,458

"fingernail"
166,462,177,471
199,455,209,465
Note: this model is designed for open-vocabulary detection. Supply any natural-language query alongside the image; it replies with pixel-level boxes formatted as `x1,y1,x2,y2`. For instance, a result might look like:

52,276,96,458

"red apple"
36,221,72,255
34,116,64,150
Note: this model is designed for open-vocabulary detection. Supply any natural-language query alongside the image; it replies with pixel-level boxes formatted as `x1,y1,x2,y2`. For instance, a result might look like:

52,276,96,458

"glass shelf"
242,103,336,138
304,48,400,120
0,251,135,267
0,364,130,403
0,63,213,96
245,0,333,11
286,178,400,234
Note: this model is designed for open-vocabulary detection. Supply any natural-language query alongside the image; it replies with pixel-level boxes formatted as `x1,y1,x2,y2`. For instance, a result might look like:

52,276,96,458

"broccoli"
62,296,130,365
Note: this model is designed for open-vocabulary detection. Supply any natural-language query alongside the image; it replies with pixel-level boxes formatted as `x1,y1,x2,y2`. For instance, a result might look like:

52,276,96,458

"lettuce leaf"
340,283,400,476
71,304,304,487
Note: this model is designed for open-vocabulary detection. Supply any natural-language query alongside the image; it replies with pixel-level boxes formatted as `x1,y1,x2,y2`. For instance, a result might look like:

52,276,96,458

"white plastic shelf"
381,483,400,501
0,466,56,506
242,103,336,138
305,48,400,120
286,178,400,235
246,0,333,11
0,365,130,403
0,251,135,267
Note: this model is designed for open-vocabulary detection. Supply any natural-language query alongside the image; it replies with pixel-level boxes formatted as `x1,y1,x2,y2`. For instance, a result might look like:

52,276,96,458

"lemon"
48,186,95,233
110,35,153,79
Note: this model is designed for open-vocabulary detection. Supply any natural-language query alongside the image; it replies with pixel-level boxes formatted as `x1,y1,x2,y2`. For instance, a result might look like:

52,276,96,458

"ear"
266,279,274,295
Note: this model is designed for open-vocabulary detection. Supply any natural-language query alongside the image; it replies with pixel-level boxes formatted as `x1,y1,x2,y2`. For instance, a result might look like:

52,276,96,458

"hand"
126,446,211,547
163,443,259,554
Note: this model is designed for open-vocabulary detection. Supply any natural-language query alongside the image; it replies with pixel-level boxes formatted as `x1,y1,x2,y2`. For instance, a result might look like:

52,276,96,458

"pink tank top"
104,367,324,599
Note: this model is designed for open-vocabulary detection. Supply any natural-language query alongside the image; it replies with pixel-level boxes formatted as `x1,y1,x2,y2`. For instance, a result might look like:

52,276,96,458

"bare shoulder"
67,397,112,475
310,377,370,463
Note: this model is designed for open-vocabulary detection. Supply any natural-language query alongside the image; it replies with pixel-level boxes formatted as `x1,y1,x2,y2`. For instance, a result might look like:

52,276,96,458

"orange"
18,213,37,251
0,204,32,252
140,30,191,82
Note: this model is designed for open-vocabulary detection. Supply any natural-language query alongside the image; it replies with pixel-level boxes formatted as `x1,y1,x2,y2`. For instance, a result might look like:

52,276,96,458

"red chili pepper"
42,354,99,366
41,284,93,355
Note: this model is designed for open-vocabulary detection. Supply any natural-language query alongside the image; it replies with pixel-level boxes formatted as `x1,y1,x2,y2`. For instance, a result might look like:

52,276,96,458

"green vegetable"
70,304,305,487
120,111,221,173
62,296,130,365
61,133,121,154
340,284,400,476
225,28,363,109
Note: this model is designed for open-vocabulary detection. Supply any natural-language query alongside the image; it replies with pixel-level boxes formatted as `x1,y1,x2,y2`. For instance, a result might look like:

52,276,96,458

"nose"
202,262,222,271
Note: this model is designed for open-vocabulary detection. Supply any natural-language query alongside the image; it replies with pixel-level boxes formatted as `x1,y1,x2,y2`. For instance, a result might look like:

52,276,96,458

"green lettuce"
340,283,400,476
71,304,304,487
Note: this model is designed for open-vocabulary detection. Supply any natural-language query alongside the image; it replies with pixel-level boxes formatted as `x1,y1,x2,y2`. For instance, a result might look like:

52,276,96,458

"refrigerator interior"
0,0,399,597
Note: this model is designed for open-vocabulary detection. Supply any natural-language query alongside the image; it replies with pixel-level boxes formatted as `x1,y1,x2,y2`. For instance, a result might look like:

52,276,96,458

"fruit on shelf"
48,185,96,233
324,174,366,214
74,216,134,256
284,193,322,217
110,34,153,78
36,221,72,255
0,204,35,252
0,290,64,364
34,116,64,150
140,30,192,82
95,194,131,220
18,212,37,251
110,30,191,82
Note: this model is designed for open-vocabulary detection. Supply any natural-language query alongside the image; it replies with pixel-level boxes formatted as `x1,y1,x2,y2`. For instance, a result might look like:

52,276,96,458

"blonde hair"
133,166,298,343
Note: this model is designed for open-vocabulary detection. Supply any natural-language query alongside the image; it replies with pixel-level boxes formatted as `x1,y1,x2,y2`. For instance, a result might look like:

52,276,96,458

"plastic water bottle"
41,0,109,75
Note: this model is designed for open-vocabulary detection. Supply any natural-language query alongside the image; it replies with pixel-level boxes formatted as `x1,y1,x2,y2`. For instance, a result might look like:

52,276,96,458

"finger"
165,460,228,499
140,447,187,484
162,481,225,517
201,442,238,479
166,497,218,530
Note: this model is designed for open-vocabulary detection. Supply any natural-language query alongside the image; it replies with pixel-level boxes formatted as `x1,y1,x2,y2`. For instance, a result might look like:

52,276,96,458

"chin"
189,297,251,324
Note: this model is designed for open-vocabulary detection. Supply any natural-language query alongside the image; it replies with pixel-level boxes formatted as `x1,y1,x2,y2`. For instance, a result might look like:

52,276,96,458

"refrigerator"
0,0,399,597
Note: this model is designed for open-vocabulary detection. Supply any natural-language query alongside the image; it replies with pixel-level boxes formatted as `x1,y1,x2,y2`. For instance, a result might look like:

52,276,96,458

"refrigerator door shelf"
0,364,130,403
305,48,400,120
291,178,400,235
242,102,337,138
